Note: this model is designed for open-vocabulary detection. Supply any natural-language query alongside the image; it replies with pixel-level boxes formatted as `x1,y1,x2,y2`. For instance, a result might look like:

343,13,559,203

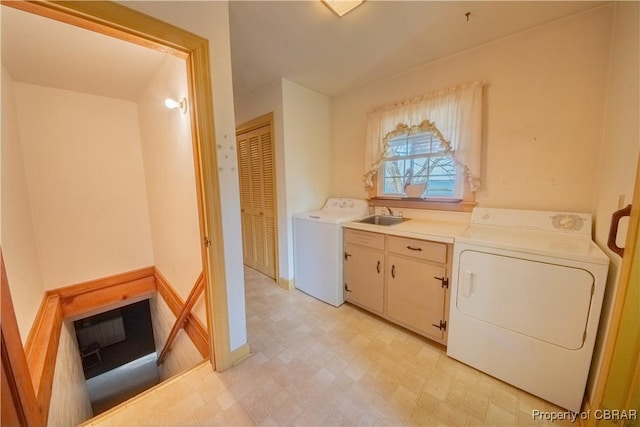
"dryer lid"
456,208,609,265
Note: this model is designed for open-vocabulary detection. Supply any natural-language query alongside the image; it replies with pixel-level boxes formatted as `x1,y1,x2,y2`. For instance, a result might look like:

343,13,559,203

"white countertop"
342,216,469,244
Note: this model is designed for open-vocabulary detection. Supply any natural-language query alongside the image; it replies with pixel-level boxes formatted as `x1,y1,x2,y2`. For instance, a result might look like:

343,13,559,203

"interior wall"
149,295,203,381
281,79,332,280
120,0,248,352
589,1,640,400
234,79,332,283
46,322,93,427
12,83,154,290
0,66,45,342
234,80,289,281
137,55,205,323
330,5,614,215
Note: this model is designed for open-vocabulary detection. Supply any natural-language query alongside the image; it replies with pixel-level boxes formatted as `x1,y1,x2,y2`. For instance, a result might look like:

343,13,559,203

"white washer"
293,198,369,306
447,208,609,412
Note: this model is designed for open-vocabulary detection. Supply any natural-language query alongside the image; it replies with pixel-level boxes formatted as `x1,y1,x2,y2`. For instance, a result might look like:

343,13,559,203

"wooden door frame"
588,153,640,423
236,113,281,284
2,0,233,378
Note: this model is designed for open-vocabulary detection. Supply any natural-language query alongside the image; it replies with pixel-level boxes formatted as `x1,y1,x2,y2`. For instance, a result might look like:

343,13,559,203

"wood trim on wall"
24,294,63,424
4,0,231,372
587,153,640,424
48,267,157,319
12,265,211,425
278,277,295,291
1,252,44,427
154,269,210,358
236,112,274,135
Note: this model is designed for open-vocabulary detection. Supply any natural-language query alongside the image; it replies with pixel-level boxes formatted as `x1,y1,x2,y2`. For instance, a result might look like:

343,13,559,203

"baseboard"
278,277,295,291
230,343,251,367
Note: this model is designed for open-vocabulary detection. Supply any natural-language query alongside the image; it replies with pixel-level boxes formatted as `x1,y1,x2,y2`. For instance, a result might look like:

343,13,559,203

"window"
379,130,460,200
363,81,484,211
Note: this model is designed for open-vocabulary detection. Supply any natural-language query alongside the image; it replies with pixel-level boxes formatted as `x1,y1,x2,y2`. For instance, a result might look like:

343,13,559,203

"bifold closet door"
237,124,276,279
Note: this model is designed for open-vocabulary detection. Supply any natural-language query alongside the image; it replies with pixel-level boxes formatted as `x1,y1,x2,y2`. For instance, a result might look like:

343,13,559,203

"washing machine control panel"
321,198,370,217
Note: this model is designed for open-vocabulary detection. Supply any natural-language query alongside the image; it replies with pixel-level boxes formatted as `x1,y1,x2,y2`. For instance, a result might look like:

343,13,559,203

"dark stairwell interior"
74,299,160,415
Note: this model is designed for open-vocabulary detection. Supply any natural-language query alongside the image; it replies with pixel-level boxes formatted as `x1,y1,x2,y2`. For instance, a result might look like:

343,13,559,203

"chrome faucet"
383,206,394,216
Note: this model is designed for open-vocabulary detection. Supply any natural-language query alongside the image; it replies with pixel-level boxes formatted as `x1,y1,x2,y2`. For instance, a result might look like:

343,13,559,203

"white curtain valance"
363,81,484,192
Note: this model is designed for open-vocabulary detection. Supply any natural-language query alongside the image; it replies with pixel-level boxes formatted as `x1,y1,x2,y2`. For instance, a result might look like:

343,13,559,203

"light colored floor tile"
87,267,575,427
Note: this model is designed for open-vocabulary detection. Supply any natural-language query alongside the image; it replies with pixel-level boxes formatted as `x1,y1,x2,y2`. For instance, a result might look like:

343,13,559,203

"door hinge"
432,320,447,331
434,276,449,289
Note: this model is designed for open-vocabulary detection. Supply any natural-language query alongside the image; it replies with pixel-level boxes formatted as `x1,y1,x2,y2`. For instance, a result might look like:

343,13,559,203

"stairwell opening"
74,299,159,415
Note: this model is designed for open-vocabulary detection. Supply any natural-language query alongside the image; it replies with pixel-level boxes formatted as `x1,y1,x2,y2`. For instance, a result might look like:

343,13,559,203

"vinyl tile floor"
86,267,578,427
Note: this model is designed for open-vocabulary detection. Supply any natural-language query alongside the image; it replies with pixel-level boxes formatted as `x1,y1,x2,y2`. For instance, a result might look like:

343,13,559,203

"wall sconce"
322,0,363,17
164,97,188,114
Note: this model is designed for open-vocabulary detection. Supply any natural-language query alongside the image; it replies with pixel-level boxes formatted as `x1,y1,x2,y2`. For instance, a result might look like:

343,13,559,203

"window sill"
369,197,475,212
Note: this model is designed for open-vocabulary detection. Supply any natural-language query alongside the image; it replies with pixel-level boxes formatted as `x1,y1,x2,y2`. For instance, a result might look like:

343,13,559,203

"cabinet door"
343,243,384,314
386,255,446,340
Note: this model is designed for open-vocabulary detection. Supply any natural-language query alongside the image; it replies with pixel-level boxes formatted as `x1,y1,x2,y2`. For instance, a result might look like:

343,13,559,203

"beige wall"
47,322,93,427
137,55,205,323
12,83,154,289
234,80,289,280
282,80,332,278
123,0,248,351
589,1,640,399
235,79,331,282
1,67,46,342
330,5,614,215
150,295,203,381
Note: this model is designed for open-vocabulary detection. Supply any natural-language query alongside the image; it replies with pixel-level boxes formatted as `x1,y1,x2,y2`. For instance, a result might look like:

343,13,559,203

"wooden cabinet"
387,255,447,341
344,228,451,345
343,243,385,314
343,229,385,314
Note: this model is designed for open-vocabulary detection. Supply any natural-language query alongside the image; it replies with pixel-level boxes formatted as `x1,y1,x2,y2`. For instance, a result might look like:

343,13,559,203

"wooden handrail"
156,272,205,365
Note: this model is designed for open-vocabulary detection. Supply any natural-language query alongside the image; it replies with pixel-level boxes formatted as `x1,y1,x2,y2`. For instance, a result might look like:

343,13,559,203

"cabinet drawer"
387,236,447,263
344,229,385,250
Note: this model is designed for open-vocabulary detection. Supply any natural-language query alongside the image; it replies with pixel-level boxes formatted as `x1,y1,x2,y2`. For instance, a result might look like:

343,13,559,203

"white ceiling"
1,1,606,103
1,5,168,101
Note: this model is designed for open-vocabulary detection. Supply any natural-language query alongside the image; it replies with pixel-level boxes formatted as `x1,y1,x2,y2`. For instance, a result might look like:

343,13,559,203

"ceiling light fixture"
164,97,188,114
322,0,363,17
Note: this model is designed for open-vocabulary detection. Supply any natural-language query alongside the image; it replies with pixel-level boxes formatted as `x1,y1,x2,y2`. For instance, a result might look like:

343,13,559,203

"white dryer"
293,199,369,306
447,208,609,412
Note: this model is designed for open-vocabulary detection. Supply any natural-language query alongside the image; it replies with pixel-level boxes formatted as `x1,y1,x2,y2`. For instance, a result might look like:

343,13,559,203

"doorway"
1,2,228,425
237,113,279,280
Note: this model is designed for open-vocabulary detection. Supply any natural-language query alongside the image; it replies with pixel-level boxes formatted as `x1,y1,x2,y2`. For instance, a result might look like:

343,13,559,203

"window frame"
367,122,476,212
378,131,462,201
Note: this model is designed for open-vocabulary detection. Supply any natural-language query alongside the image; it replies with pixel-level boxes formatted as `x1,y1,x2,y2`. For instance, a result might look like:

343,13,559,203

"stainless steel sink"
356,215,408,226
